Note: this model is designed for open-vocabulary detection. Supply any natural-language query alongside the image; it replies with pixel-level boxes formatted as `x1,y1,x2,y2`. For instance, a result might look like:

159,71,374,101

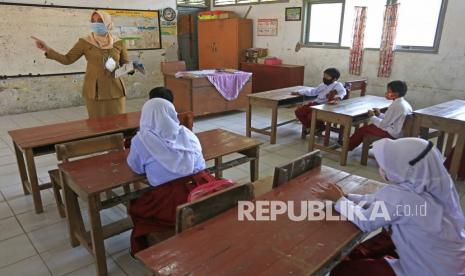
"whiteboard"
0,4,161,77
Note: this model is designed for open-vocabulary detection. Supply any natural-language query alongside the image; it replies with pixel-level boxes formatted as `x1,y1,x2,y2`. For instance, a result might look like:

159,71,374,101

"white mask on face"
105,57,116,72
379,167,389,182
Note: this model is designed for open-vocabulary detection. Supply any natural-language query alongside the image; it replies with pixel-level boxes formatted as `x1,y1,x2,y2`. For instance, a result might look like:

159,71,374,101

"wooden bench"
273,150,322,188
175,183,254,234
49,133,125,218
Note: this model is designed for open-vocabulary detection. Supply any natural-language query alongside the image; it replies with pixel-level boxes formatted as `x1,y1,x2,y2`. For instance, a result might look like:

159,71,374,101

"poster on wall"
257,19,278,36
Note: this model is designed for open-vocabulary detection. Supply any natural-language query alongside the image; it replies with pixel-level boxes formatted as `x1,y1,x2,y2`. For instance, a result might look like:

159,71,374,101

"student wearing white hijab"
127,98,206,254
127,98,206,185
315,137,465,276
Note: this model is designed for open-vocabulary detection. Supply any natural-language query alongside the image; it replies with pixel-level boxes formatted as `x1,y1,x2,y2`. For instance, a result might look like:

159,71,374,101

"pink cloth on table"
207,71,252,101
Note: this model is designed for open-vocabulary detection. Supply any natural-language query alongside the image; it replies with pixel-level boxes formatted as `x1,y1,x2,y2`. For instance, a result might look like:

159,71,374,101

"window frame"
301,0,448,53
302,0,346,48
393,0,448,54
177,0,209,8
213,0,289,7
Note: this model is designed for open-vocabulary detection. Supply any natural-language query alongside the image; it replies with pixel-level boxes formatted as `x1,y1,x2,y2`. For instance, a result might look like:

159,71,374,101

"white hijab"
138,98,203,175
373,138,465,234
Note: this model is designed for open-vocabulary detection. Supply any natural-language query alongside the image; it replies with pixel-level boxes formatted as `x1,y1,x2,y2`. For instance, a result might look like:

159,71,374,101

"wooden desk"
412,100,465,179
59,129,262,276
136,165,385,276
240,62,305,93
165,72,252,117
246,86,313,144
8,112,140,213
308,96,392,166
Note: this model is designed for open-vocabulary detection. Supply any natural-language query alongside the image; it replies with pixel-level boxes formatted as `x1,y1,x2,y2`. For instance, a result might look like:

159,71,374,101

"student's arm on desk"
335,196,400,232
291,86,319,97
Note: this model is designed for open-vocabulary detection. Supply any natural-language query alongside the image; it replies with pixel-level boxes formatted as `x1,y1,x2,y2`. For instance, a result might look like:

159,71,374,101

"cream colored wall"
0,0,177,115
214,0,465,108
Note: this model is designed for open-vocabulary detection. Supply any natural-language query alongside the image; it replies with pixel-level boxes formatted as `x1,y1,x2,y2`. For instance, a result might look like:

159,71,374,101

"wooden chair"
273,150,322,188
177,111,194,130
360,114,444,165
175,183,254,234
160,61,186,85
301,79,367,139
49,133,125,217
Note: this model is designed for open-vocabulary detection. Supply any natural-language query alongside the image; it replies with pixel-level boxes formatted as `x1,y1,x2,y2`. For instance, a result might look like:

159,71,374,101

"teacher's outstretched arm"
32,36,84,65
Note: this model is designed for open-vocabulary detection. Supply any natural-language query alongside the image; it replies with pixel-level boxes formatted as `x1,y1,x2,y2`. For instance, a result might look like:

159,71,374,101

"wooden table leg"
308,110,317,152
13,142,30,195
25,148,43,213
239,147,260,182
270,105,278,144
61,171,85,247
340,120,352,166
88,196,108,276
214,157,223,179
246,102,252,137
449,132,465,180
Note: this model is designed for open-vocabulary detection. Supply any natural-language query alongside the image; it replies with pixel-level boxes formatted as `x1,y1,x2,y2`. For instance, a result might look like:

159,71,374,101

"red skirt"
128,170,211,253
330,231,397,276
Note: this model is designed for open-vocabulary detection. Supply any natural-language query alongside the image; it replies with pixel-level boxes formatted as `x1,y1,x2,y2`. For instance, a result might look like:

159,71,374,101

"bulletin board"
257,19,278,36
0,3,161,77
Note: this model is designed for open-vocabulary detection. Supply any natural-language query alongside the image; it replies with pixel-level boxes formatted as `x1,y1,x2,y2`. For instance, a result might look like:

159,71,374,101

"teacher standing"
33,10,129,118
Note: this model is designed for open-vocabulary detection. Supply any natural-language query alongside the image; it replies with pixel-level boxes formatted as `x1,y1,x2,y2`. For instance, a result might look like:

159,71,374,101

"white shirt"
370,97,412,138
296,81,346,104
335,189,465,276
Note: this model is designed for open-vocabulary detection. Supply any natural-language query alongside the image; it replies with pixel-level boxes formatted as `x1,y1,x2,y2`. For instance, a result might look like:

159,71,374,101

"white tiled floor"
0,98,463,275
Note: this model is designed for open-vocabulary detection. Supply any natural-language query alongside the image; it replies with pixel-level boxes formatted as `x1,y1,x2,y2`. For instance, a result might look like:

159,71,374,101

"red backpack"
188,171,235,202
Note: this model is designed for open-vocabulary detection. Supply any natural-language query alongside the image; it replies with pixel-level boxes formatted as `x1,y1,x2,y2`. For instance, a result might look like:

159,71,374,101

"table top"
311,95,392,118
247,86,308,101
197,129,262,160
241,62,305,69
8,112,140,150
59,129,262,195
136,165,385,276
414,100,465,123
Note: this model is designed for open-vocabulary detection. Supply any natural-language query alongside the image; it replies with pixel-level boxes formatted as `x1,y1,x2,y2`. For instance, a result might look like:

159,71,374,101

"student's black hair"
324,68,341,80
387,80,408,97
149,87,174,103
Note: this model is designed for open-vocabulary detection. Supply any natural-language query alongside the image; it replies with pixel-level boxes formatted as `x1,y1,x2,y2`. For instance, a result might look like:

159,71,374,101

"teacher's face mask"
91,22,108,35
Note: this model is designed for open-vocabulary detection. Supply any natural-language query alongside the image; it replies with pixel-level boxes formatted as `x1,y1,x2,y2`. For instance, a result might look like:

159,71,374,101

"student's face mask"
323,78,334,85
91,22,108,35
379,167,389,182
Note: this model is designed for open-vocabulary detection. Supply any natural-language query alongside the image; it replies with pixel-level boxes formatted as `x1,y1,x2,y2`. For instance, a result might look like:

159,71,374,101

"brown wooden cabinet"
198,18,252,69
240,62,305,93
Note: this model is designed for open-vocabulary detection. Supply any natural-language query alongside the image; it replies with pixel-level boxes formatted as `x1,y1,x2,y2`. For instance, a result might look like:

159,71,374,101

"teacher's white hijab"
138,98,203,175
373,138,465,235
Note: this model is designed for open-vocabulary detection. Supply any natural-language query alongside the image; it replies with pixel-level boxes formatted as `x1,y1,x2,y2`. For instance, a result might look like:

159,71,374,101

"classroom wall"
213,0,465,109
0,0,177,115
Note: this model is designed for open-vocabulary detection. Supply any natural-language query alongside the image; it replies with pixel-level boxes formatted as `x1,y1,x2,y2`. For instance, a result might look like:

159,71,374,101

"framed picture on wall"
285,7,301,21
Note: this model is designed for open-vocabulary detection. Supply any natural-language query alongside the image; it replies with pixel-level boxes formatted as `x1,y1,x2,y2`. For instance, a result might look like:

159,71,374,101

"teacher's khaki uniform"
46,38,128,118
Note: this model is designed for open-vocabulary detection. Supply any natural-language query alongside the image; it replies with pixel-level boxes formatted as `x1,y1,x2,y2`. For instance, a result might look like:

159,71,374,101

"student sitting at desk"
348,80,412,150
124,87,175,148
293,68,346,133
127,98,207,254
315,137,465,276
